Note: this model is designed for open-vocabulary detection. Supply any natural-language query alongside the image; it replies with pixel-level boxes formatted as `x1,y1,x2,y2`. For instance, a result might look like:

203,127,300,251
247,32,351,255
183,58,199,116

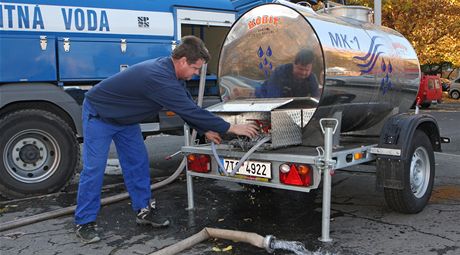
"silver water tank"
217,3,420,144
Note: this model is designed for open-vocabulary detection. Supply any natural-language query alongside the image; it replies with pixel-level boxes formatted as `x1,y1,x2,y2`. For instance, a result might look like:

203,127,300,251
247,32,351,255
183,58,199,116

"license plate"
223,158,271,179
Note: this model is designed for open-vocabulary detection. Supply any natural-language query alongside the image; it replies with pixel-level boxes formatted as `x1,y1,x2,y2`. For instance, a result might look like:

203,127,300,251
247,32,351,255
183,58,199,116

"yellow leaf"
222,245,233,251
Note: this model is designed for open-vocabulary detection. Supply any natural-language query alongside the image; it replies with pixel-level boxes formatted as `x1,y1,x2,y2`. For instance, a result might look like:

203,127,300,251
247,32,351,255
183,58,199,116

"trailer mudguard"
376,112,441,189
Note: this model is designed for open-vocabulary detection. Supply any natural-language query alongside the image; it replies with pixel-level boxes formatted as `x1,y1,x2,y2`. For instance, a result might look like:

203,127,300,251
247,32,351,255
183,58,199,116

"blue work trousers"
75,100,151,225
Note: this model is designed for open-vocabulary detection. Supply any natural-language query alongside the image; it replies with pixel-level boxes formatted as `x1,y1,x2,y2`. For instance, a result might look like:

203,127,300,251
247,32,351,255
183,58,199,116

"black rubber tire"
0,109,80,198
384,130,435,214
420,102,431,108
450,90,460,100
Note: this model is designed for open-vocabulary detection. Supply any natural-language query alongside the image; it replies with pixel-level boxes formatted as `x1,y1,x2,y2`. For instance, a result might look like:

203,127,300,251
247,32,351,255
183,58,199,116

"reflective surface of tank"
217,3,420,144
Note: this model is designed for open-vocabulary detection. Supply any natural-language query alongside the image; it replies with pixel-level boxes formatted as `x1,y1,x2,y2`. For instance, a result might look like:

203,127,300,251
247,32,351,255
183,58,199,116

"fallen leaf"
222,245,233,251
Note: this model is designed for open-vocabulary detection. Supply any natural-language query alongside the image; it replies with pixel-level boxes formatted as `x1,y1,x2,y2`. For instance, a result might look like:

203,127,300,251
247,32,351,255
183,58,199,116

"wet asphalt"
0,103,459,255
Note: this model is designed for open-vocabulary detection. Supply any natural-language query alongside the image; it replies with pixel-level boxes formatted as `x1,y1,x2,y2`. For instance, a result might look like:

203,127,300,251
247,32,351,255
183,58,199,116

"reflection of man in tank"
255,49,320,98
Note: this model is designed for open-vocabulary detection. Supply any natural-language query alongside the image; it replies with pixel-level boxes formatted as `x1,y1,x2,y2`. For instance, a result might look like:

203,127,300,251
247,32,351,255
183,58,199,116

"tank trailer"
181,1,449,241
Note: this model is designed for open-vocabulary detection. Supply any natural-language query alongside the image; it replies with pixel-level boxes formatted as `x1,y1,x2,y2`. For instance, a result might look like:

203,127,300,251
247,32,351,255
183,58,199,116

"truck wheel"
450,90,460,99
384,130,434,213
0,110,80,198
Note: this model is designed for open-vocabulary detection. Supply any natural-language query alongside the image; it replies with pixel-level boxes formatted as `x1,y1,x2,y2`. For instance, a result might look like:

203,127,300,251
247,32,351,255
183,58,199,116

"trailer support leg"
185,64,208,211
319,118,338,242
184,124,195,210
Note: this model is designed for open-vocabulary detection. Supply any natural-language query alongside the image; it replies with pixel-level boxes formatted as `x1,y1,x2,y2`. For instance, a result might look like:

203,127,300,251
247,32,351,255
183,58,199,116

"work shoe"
76,222,101,244
136,201,170,228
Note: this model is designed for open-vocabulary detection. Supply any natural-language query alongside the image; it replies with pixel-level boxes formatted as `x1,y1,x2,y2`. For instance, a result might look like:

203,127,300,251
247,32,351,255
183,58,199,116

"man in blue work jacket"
74,36,258,243
255,49,320,98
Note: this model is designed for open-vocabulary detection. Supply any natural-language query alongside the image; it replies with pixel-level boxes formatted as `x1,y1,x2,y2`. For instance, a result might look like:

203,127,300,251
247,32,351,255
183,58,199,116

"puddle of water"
430,185,460,202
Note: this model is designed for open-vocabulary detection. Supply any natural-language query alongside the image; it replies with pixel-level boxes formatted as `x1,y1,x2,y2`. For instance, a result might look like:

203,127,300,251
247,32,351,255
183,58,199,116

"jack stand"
184,124,194,211
319,118,338,242
185,63,207,211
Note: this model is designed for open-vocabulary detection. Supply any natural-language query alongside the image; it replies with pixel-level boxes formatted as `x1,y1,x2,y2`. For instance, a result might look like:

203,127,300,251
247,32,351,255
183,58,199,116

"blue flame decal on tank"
353,36,380,61
353,36,384,74
353,36,393,95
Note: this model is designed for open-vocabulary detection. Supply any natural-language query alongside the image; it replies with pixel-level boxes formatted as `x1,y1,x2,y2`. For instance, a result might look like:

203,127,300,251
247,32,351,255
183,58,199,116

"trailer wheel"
0,110,80,198
384,130,434,213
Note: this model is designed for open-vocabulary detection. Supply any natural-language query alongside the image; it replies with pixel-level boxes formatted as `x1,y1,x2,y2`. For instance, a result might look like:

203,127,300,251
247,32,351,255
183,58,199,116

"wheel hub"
410,147,430,198
12,138,47,170
5,130,59,183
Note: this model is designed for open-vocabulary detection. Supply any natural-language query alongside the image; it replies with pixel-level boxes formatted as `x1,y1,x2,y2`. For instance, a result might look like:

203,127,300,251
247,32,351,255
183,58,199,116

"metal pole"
185,124,194,210
197,63,207,107
320,125,333,242
185,62,207,210
374,0,382,26
318,118,337,242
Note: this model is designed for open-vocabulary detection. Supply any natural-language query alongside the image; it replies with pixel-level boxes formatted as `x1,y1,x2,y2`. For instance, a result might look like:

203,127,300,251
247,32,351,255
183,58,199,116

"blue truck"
0,0,267,198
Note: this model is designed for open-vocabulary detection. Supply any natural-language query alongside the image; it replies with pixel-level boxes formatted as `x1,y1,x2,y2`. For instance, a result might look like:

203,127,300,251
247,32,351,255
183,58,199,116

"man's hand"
205,131,222,144
227,123,259,138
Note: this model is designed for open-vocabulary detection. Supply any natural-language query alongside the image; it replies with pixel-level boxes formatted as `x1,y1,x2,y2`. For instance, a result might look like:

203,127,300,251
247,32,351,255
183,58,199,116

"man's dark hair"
294,49,314,65
172,35,211,64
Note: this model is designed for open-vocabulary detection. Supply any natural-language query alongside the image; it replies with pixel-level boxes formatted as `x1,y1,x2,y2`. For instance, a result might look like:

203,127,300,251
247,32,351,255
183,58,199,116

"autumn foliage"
347,0,460,67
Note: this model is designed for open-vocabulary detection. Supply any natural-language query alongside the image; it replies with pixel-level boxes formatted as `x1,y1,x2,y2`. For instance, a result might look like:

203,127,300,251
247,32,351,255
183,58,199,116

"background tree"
346,0,460,76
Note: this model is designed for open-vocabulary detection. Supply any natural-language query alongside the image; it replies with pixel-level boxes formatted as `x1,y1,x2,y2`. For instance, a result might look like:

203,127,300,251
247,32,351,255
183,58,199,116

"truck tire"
384,130,434,213
0,109,80,198
450,90,460,99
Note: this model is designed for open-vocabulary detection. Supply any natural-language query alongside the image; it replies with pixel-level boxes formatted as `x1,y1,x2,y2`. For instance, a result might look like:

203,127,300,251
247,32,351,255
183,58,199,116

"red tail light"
279,163,312,187
187,154,211,173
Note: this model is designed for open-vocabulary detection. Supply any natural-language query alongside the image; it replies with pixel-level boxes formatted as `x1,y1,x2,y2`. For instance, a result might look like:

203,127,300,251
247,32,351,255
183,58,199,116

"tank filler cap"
319,5,374,23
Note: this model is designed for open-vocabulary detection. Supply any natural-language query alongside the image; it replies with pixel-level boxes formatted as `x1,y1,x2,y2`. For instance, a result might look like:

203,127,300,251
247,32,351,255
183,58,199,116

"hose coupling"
263,235,276,253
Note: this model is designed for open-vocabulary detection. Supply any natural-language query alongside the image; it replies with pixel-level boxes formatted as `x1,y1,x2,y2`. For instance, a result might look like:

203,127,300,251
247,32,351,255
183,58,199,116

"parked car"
416,75,443,108
449,78,460,99
440,78,451,91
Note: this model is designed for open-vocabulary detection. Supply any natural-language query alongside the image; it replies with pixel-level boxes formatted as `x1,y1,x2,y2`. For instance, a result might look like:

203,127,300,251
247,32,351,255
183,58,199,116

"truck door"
154,8,237,131
426,78,435,100
433,78,442,102
174,8,236,104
